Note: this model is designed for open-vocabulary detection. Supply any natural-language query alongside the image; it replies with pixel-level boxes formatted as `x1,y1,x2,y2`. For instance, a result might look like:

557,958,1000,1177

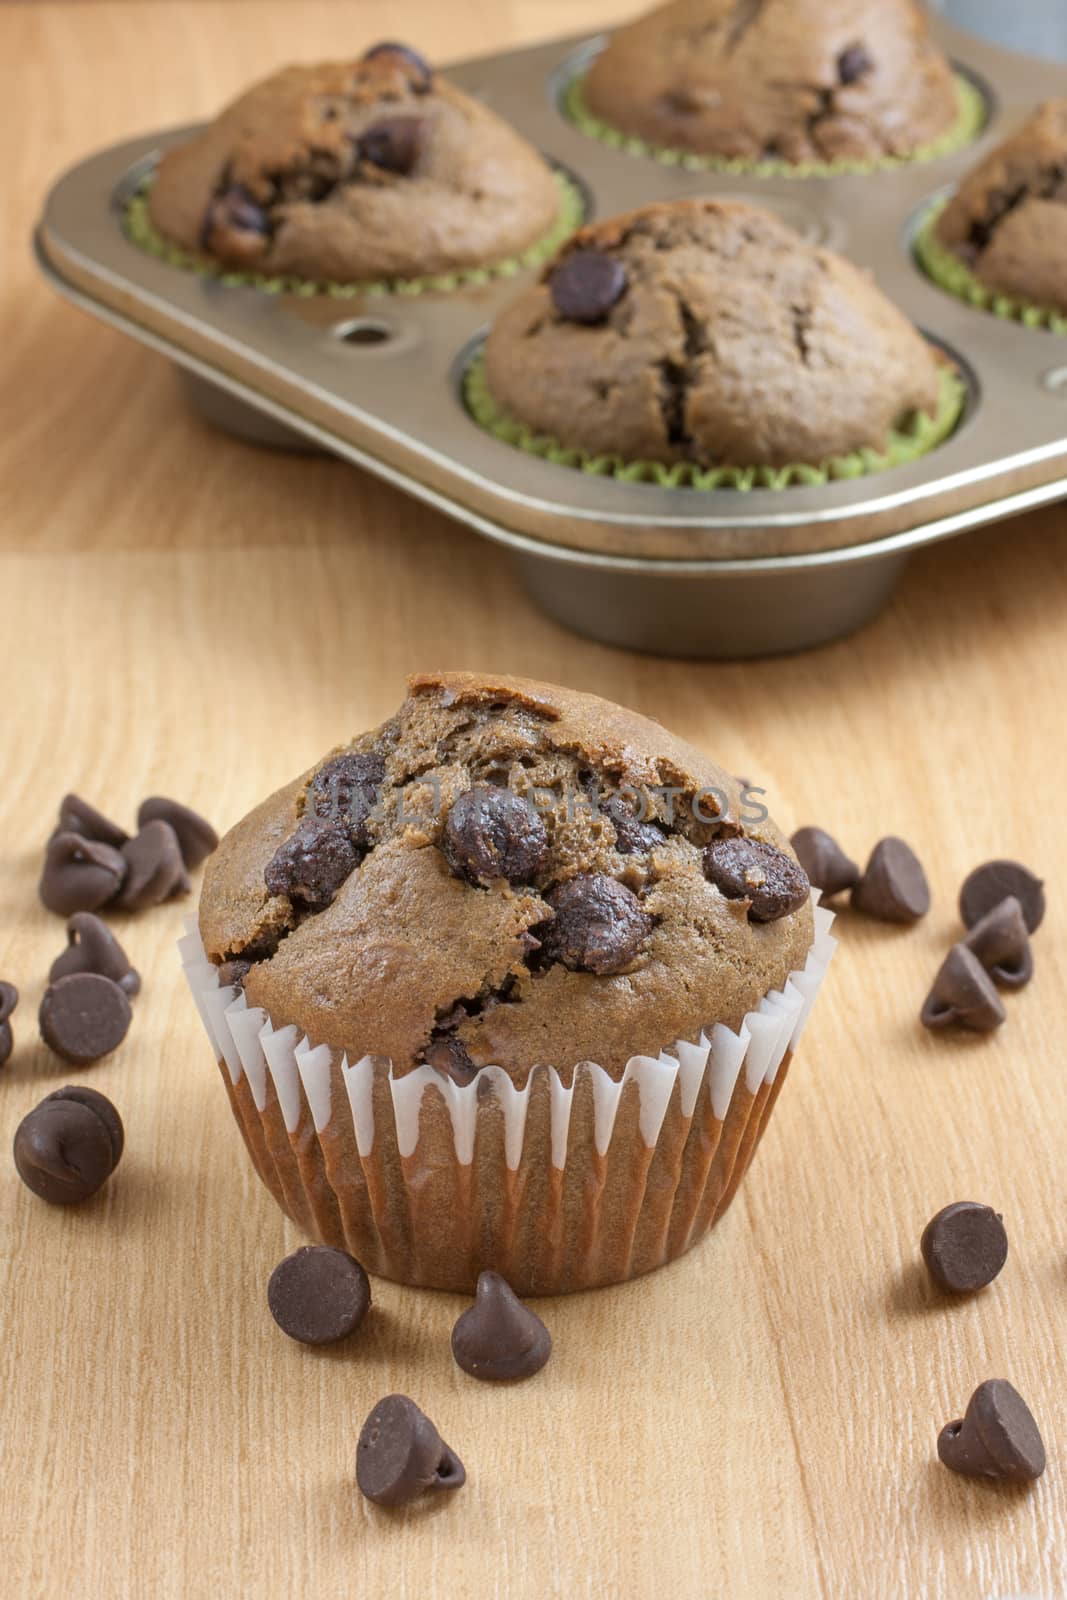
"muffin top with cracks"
199,672,813,1081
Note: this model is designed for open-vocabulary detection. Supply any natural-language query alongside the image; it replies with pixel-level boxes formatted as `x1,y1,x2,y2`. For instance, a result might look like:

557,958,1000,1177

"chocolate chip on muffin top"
199,674,813,1081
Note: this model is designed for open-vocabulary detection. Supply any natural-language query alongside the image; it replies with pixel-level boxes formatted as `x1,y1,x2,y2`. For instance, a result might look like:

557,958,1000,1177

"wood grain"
2,4,1066,1596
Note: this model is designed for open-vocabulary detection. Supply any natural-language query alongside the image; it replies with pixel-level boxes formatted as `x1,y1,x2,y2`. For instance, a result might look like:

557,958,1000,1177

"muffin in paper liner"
915,200,1067,336
179,899,835,1296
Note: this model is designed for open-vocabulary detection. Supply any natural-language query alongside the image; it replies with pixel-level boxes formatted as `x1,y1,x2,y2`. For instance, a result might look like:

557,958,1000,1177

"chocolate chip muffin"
185,673,834,1294
481,200,951,472
148,43,564,283
933,100,1067,318
580,0,961,165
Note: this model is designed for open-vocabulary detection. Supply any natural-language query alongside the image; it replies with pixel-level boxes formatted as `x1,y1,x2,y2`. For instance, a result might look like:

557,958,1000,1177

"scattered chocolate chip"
267,1245,371,1345
703,836,810,923
451,1271,552,1381
202,186,271,251
938,1380,1045,1483
443,786,549,887
549,250,628,325
38,972,132,1065
963,896,1033,989
216,959,251,990
307,751,385,848
837,43,873,83
50,912,141,997
789,826,860,899
960,861,1045,935
13,1086,123,1204
920,945,1005,1033
360,116,425,175
53,793,128,850
921,1202,1008,1293
115,820,190,912
541,874,652,975
39,832,127,916
356,1395,465,1508
421,1032,478,1084
264,818,358,910
606,795,665,855
0,981,18,1067
362,40,434,93
851,837,930,922
137,798,218,870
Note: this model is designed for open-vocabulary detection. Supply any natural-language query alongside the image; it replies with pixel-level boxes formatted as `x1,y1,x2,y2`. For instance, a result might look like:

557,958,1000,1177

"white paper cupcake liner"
180,897,835,1293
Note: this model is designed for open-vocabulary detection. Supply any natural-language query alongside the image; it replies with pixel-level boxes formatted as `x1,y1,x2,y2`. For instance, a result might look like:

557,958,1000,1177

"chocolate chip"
541,874,651,975
963,896,1033,989
789,826,860,899
921,1202,1008,1293
267,1245,371,1345
356,1395,465,1508
137,797,218,870
0,981,18,1068
38,972,132,1065
203,186,270,248
216,959,251,990
444,787,549,887
53,793,128,850
851,837,930,922
920,945,1005,1033
837,43,873,83
362,41,434,92
50,912,141,997
421,1032,478,1085
360,117,425,175
115,820,190,911
938,1380,1045,1483
703,836,810,923
451,1271,552,1381
549,250,628,325
307,752,384,848
13,1086,123,1204
606,795,665,856
960,861,1045,935
264,817,358,910
39,832,127,916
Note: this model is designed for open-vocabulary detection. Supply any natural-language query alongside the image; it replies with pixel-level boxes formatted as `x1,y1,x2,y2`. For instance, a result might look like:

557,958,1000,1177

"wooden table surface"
3,4,1067,1597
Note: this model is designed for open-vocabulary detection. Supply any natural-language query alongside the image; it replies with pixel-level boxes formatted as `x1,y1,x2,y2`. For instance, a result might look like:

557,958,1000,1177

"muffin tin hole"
334,318,395,348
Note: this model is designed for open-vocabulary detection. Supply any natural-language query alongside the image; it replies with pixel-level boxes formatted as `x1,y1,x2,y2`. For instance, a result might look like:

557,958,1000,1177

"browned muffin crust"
200,673,813,1082
483,199,943,469
935,100,1067,316
582,0,959,164
148,45,561,282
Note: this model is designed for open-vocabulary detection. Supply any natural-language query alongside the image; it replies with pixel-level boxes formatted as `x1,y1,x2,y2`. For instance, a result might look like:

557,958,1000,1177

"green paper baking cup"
562,72,986,179
915,199,1067,335
122,168,586,299
464,354,966,491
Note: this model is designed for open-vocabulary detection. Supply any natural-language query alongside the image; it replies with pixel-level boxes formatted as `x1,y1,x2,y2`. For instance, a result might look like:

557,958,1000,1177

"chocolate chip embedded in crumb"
422,1032,478,1085
960,860,1045,935
50,912,141,997
938,1380,1045,1483
451,1271,552,1381
115,820,190,912
307,752,384,848
963,896,1033,990
837,43,873,83
360,117,426,176
851,837,930,922
541,874,652,975
264,817,358,910
137,797,219,870
549,250,629,325
356,1395,465,1508
39,832,127,916
38,972,133,1065
606,795,665,856
202,186,271,250
703,837,810,923
13,1086,123,1204
267,1245,371,1346
920,945,1005,1033
53,793,128,850
921,1202,1008,1293
362,40,434,93
216,959,251,991
0,981,18,1068
443,786,549,887
790,827,860,899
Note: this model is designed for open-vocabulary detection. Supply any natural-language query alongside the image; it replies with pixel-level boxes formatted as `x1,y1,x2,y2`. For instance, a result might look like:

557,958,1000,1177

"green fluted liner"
915,200,1067,335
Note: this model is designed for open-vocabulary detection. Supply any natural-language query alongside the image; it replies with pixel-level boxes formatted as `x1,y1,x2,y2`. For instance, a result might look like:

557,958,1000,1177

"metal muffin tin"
35,19,1067,657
